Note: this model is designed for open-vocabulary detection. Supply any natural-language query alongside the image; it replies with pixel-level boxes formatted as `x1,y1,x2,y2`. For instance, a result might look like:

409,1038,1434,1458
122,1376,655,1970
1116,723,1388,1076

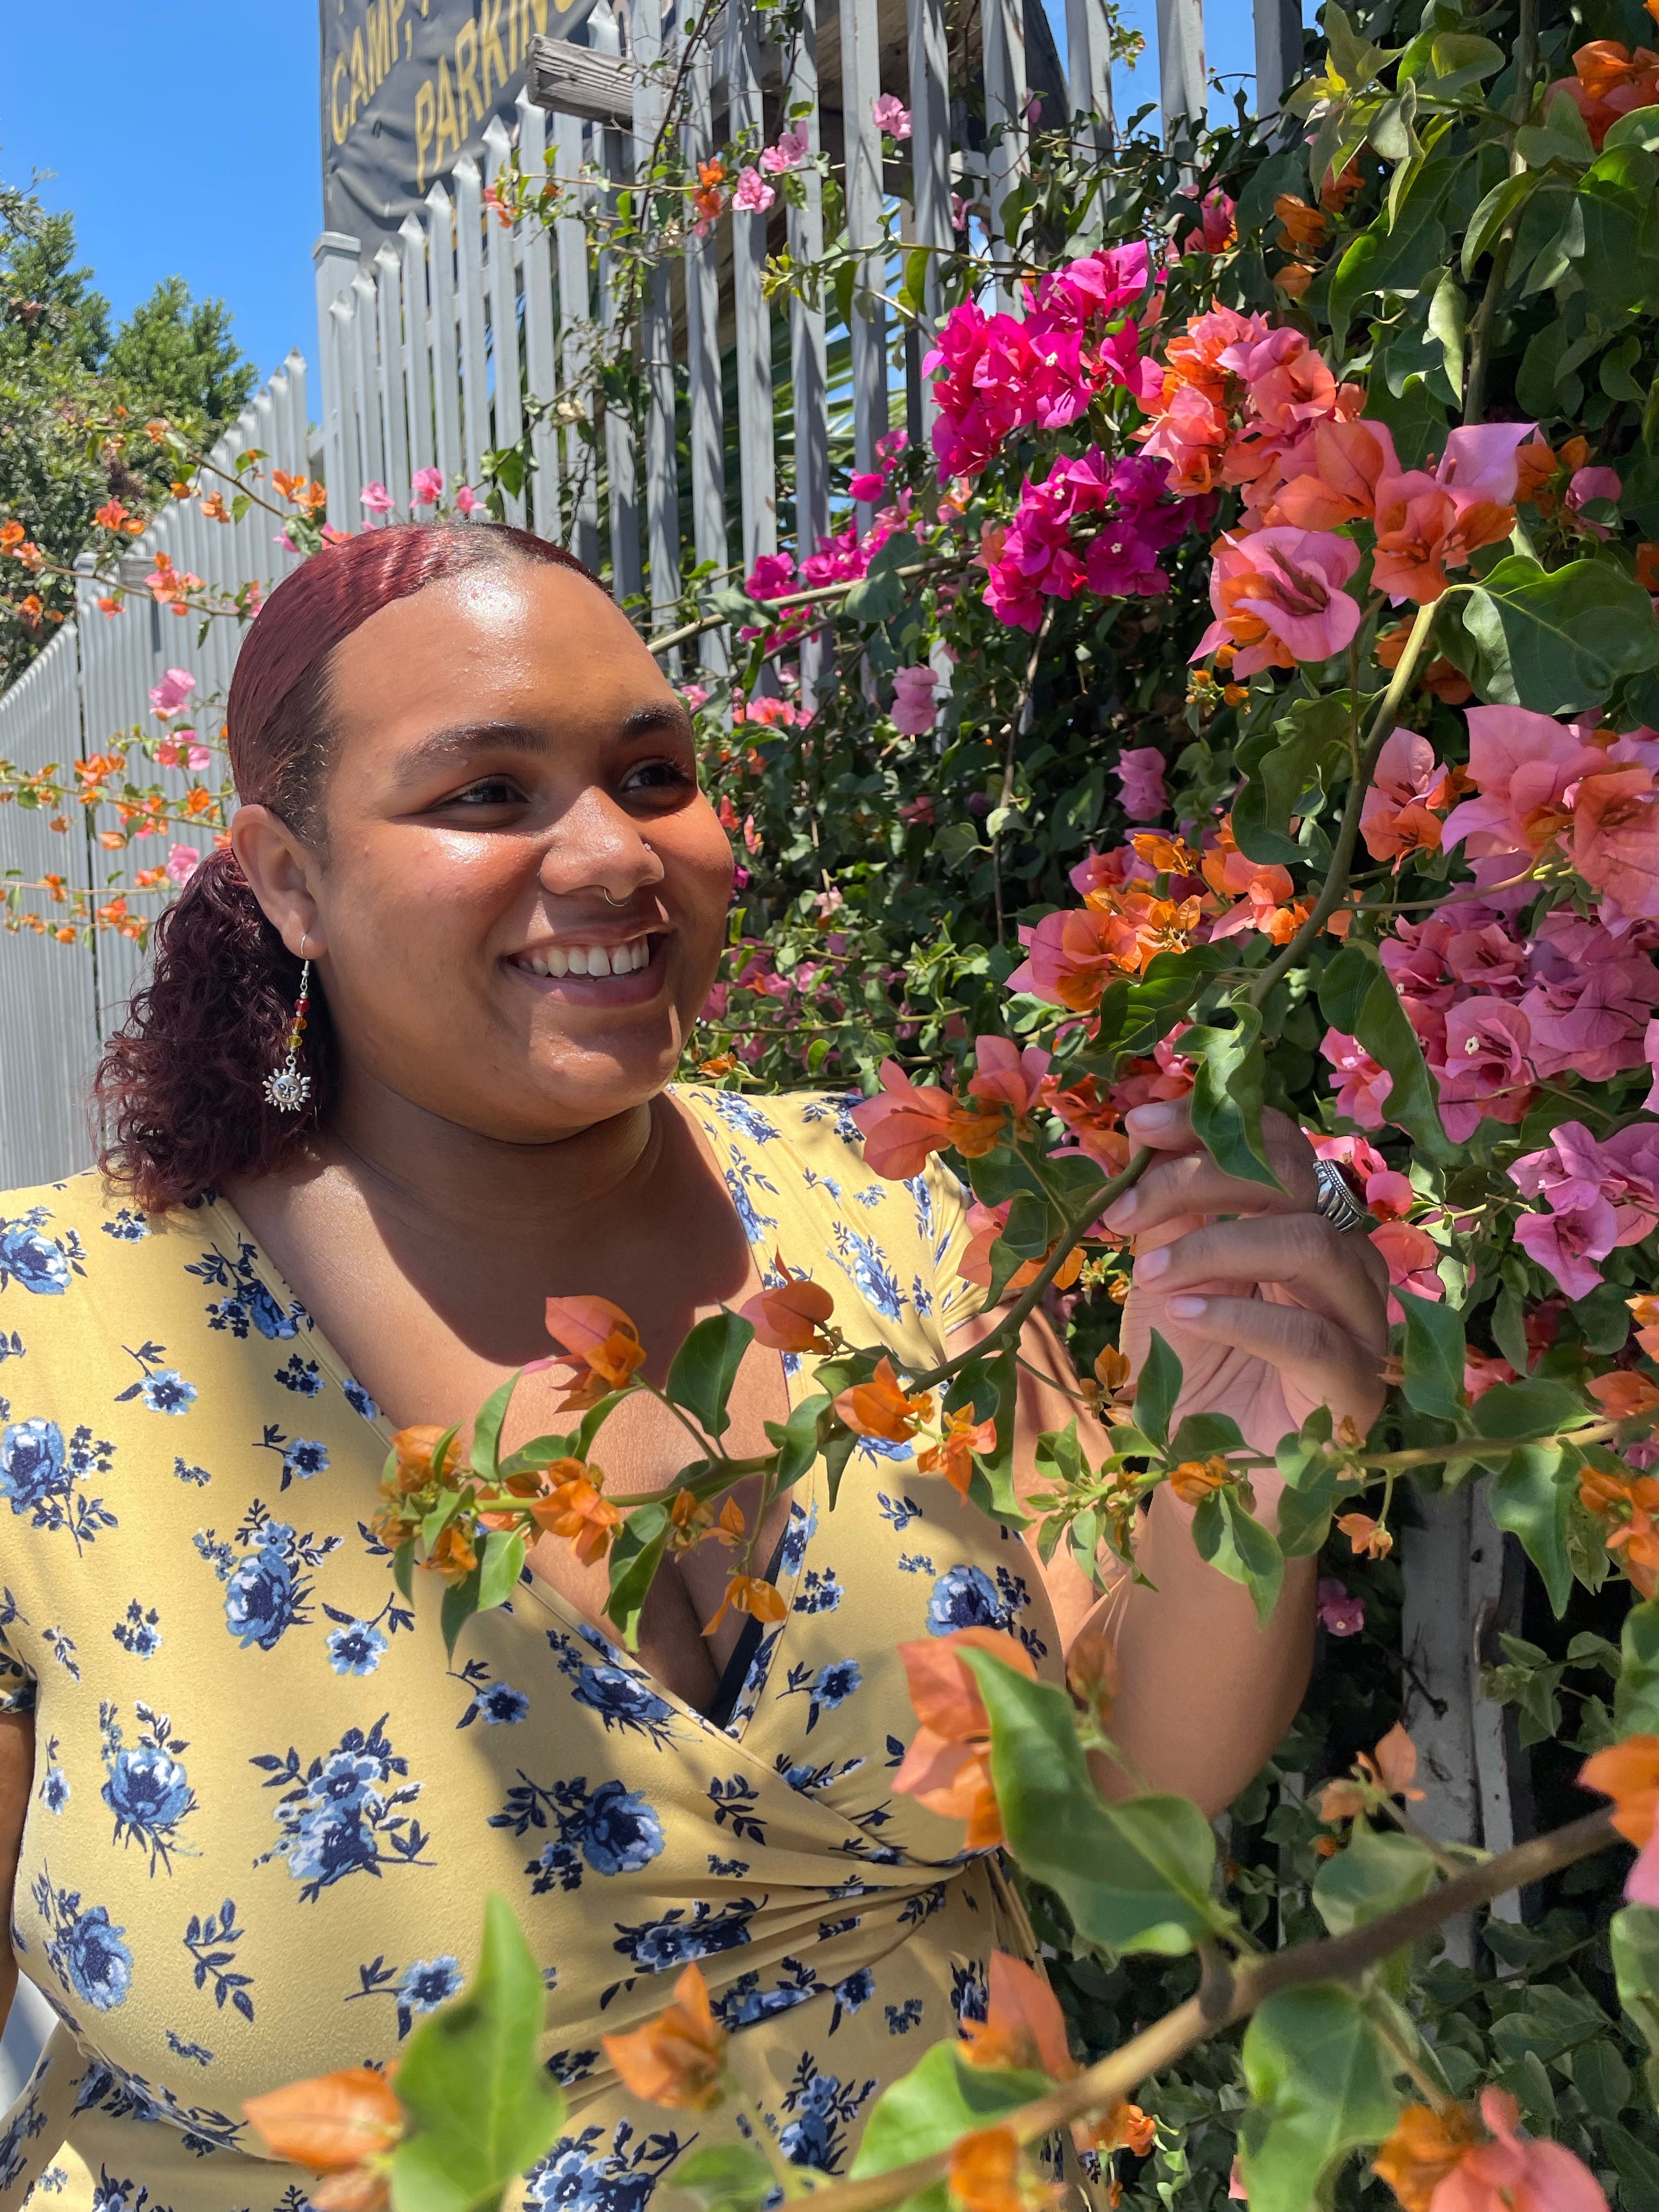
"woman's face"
236,560,733,1143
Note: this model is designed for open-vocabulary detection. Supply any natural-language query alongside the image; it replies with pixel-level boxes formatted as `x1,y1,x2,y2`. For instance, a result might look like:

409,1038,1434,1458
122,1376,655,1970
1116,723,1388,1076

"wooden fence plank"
374,245,412,507
425,183,466,495
349,272,385,494
556,110,601,567
838,0,888,508
311,232,359,528
788,9,830,699
1065,0,1116,151
729,0,777,569
983,0,1029,312
483,116,529,527
1253,0,1304,124
517,92,565,543
633,0,682,633
907,0,951,359
599,123,644,600
1156,0,1206,136
453,155,491,491
400,215,437,483
683,27,729,672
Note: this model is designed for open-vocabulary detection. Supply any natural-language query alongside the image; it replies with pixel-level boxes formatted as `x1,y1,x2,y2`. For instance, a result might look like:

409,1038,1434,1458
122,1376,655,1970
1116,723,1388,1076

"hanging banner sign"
320,0,600,255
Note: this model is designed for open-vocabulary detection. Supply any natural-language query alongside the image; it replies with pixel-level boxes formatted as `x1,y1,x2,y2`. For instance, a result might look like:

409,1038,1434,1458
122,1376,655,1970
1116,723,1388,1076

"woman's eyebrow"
617,701,696,743
394,722,555,777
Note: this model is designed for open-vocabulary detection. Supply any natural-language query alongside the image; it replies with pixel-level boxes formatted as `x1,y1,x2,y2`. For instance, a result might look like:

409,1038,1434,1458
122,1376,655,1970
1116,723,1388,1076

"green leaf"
497,1432,577,1480
765,1391,831,1488
605,1503,672,1651
1488,1446,1573,1617
441,1567,482,1661
1469,1377,1588,1440
1419,31,1503,94
392,1894,565,2212
1312,1821,1441,1938
1458,556,1659,714
1578,143,1659,313
1233,699,1351,865
1276,1460,1341,1558
668,2143,776,2212
1461,171,1535,276
962,1649,1224,1954
851,2044,1048,2210
1612,1905,1659,2105
1426,270,1466,404
1133,1329,1183,1454
1328,155,1455,350
476,1528,527,1613
1192,1489,1285,1627
664,1310,754,1441
1187,1007,1282,1193
1615,1599,1659,1735
470,1372,521,1480
1317,943,1452,1161
1393,1286,1465,1423
1167,1410,1248,1462
1239,1984,1401,2212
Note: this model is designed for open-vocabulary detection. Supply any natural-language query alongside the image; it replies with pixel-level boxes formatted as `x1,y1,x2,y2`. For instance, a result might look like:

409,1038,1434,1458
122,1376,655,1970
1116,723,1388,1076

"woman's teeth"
516,939,652,978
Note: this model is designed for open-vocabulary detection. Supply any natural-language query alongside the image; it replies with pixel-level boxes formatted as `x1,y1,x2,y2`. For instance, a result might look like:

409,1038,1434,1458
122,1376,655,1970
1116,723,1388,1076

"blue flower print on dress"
831,1224,905,1320
707,1775,766,1845
0,1208,83,1296
551,1630,680,1748
33,1866,133,2012
198,1503,341,1651
779,1500,817,1576
523,2120,689,2212
347,1950,464,2039
885,1997,924,2034
0,1329,23,1363
926,1564,1048,1657
99,1701,198,1874
0,1412,116,1549
343,1376,379,1420
37,1735,69,1813
274,1353,324,1397
251,1713,431,1902
113,1341,196,1417
793,1567,842,1614
896,1553,935,1575
100,1208,148,1243
951,1958,990,2026
73,2052,245,2157
876,1493,923,1531
172,1456,212,1487
110,1601,161,1660
492,1770,665,1892
777,2052,878,2173
327,1619,389,1676
906,1174,936,1242
611,1896,760,1972
452,1656,529,1725
0,2081,47,2192
781,1658,862,1733
251,1422,331,1491
715,1959,819,2028
723,1165,778,1245
183,1898,253,2021
187,1238,301,1340
708,1092,781,1144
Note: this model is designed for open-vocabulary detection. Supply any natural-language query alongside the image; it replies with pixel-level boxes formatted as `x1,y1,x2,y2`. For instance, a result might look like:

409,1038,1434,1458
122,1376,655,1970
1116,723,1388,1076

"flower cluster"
980,451,1193,632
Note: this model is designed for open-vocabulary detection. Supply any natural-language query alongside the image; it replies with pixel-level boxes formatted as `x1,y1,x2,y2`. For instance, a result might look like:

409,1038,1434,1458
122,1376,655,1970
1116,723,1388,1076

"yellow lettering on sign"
435,54,462,163
349,26,370,124
416,76,437,188
393,0,409,58
479,0,509,101
330,54,351,144
506,0,520,70
367,0,391,86
454,20,482,131
528,0,549,35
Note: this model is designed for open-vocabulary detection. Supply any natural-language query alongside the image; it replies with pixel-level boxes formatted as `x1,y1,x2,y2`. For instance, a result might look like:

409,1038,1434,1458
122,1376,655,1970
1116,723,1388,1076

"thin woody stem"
781,1809,1617,2212
646,555,973,656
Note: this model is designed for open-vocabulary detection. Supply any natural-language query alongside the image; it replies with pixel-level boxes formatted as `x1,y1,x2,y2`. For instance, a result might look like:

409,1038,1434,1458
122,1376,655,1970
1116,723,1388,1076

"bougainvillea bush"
14,0,1659,2204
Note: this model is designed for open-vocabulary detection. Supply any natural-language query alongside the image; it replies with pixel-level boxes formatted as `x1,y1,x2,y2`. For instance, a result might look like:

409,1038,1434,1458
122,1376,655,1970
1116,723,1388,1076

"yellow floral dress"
0,1088,1088,2212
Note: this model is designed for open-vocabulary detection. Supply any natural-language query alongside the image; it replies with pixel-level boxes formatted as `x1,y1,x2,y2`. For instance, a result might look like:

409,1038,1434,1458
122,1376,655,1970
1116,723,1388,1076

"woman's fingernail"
1166,1295,1206,1319
1104,1187,1139,1228
1136,1244,1170,1282
1125,1101,1178,1133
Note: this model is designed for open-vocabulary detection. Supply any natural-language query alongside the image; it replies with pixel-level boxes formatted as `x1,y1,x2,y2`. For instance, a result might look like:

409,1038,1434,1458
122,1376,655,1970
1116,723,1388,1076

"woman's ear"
230,805,325,960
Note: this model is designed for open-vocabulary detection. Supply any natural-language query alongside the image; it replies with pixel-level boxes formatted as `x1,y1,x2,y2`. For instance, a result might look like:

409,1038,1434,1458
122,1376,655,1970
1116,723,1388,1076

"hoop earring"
264,941,313,1113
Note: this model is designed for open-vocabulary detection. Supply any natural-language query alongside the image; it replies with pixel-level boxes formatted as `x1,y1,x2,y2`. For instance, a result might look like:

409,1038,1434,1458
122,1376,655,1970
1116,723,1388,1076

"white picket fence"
0,358,312,1190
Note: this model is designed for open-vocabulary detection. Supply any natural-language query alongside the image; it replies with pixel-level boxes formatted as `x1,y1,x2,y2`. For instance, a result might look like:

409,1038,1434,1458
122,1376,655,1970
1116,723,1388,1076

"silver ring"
601,887,626,907
1312,1156,1370,1235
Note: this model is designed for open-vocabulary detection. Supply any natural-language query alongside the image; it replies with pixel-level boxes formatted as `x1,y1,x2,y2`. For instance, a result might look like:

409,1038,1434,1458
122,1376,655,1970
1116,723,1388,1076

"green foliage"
851,2045,1049,2212
1238,1985,1401,2212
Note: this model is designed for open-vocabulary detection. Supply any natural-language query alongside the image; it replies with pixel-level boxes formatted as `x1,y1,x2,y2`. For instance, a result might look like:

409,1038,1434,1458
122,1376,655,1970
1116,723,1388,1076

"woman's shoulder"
0,1168,198,1317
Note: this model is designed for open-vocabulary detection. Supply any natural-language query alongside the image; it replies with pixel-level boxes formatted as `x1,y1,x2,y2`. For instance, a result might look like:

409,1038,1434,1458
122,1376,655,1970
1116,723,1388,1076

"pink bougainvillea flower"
849,1059,1004,1178
1517,909,1659,1081
359,481,396,516
760,128,810,172
164,844,201,884
1320,1030,1394,1130
871,93,912,137
1566,464,1623,535
1464,1347,1518,1401
1364,1170,1415,1220
1369,1219,1444,1321
148,667,196,718
1370,473,1513,602
1431,997,1536,1139
1509,1119,1659,1297
410,466,443,505
1361,727,1449,864
1431,2086,1609,2212
1434,421,1541,506
967,1036,1051,1120
732,168,776,212
1194,527,1362,673
1571,763,1659,926
1181,188,1237,255
1317,1577,1364,1635
454,484,481,515
1441,704,1606,859
1270,414,1401,529
889,665,938,735
1113,746,1167,823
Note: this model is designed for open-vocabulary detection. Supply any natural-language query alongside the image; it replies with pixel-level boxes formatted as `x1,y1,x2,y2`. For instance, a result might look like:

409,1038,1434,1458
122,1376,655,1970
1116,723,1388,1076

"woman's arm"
956,1097,1387,1818
0,1711,32,2038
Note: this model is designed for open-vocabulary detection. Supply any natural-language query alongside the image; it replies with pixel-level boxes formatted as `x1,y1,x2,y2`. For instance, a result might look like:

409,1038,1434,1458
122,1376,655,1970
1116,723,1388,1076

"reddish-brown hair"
97,521,602,1212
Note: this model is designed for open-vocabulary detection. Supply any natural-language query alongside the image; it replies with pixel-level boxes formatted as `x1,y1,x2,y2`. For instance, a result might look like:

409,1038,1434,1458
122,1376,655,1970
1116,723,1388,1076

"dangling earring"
264,941,313,1113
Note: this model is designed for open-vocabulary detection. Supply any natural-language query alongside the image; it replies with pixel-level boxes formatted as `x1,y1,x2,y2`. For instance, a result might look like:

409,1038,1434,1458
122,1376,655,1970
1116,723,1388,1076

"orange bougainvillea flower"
1336,1510,1394,1559
949,2124,1059,2212
740,1257,836,1352
530,1463,624,1566
849,1057,1006,1179
1373,2101,1482,2212
1577,1465,1659,1598
243,2066,403,2212
1629,1294,1659,1361
602,1963,730,2111
1168,1455,1229,1506
960,1951,1076,2079
1091,2103,1157,2158
918,1407,1000,1498
1579,1733,1659,1847
1065,1625,1120,1726
542,1294,647,1408
1272,193,1328,252
388,1424,461,1493
834,1356,934,1443
894,1627,1038,1848
1319,1722,1424,1821
703,1573,788,1637
421,1522,478,1584
1588,1370,1659,1423
1428,2086,1610,2211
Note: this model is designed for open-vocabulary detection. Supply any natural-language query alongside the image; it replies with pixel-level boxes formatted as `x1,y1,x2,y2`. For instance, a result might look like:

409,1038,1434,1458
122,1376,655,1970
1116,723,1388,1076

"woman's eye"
445,777,523,808
620,758,693,797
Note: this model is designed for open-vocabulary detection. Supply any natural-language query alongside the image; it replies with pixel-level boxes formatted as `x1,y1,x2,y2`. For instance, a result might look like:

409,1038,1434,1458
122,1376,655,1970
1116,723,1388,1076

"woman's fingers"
1108,1097,1321,1233
1152,1292,1387,1426
1137,1212,1389,1349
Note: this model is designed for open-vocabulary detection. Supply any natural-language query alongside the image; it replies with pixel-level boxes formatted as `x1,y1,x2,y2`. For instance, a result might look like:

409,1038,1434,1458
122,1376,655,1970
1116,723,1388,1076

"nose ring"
601,887,626,907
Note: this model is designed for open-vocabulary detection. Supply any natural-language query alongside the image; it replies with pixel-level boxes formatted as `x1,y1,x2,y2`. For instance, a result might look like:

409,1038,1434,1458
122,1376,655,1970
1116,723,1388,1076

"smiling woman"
0,522,1385,2212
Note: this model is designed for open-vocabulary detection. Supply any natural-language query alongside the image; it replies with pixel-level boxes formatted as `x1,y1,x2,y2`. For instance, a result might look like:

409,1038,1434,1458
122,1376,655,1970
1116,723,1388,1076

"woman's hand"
1104,1095,1389,1456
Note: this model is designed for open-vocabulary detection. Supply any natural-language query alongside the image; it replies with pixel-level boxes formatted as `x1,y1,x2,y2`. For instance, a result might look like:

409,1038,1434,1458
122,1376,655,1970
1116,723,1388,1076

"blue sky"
1,1,1272,398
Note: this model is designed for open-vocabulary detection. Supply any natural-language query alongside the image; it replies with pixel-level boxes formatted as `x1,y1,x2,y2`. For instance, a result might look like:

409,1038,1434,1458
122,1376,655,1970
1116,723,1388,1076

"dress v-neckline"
199,1107,821,1747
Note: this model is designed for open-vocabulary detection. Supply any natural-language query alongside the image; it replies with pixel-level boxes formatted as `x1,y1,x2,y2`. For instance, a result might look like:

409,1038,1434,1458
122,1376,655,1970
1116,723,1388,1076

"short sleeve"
0,1626,36,1716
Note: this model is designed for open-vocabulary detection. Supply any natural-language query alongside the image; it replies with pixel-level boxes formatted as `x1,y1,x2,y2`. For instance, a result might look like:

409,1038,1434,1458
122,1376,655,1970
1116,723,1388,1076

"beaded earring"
264,950,313,1113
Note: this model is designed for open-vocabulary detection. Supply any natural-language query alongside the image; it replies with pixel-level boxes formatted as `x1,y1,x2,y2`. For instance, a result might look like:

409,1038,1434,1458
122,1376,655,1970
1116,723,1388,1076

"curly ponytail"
95,521,601,1212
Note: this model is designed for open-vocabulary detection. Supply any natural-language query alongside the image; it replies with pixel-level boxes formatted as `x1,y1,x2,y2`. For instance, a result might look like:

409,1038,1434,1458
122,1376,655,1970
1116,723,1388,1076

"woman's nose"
536,788,664,904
